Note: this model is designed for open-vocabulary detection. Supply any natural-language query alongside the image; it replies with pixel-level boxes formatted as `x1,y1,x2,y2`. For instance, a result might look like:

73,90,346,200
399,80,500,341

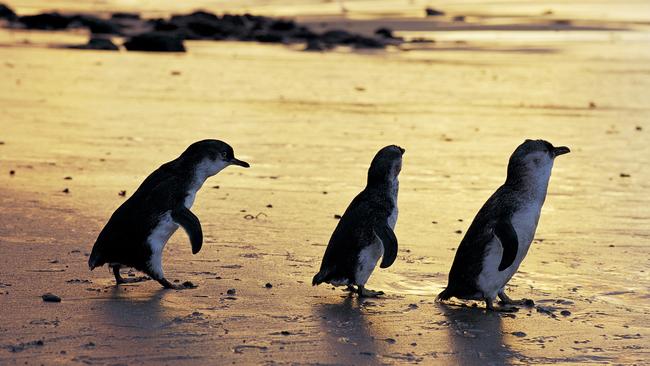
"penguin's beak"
398,147,405,154
553,146,570,157
230,158,250,168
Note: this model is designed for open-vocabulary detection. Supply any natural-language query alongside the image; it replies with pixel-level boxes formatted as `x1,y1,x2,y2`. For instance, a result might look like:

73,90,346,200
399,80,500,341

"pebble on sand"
227,288,236,295
511,331,527,337
619,173,630,178
561,310,571,316
334,214,342,219
265,283,273,288
42,293,61,302
425,7,445,16
118,190,126,196
9,170,15,175
62,188,70,193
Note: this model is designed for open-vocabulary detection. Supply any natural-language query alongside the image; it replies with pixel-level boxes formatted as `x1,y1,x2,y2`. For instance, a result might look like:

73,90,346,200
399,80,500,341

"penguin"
88,139,250,289
312,145,404,298
437,139,569,310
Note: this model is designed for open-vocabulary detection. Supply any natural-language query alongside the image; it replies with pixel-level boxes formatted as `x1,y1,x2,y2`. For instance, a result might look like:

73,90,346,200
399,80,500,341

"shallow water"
1,0,649,364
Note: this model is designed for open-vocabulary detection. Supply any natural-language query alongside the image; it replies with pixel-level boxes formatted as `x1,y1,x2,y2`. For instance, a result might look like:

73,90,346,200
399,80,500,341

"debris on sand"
69,37,119,51
265,283,273,288
227,288,236,295
561,310,572,316
334,214,342,219
453,15,466,22
62,188,70,193
619,173,630,178
7,339,44,352
118,190,126,196
42,293,61,302
511,331,527,337
9,170,15,175
182,281,197,288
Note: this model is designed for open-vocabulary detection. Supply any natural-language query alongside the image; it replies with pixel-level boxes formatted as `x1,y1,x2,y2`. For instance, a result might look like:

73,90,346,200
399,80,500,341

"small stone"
213,185,220,189
620,173,630,178
64,176,72,180
280,330,291,336
182,281,197,288
511,331,526,337
265,283,273,288
334,214,342,219
42,293,61,302
226,288,236,295
455,230,462,234
35,340,44,346
561,310,571,316
118,190,126,196
322,191,328,194
62,188,70,193
9,170,15,175
425,7,445,16
385,338,397,344
431,221,438,224
636,126,642,131
266,204,273,208
589,101,597,109
453,15,466,22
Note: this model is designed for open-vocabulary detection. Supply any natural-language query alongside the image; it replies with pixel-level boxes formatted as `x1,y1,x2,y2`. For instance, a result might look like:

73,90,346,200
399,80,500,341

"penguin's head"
367,145,405,185
506,139,569,184
182,139,250,175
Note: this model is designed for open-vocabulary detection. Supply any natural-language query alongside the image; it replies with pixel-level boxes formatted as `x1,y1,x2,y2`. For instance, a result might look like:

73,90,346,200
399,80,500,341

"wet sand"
1,0,649,364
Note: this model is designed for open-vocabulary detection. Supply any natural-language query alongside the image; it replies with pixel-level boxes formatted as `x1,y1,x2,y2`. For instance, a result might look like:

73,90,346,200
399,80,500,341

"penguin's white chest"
146,211,179,277
476,203,542,298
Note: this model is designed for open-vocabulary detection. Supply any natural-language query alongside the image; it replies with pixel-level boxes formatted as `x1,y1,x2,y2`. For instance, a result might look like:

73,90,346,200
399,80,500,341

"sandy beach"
1,0,649,364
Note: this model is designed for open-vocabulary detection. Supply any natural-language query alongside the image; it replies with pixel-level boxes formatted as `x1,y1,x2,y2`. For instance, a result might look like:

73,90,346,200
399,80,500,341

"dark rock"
19,12,73,30
280,330,291,335
9,170,15,175
111,12,140,20
69,37,119,51
265,282,273,288
42,293,61,302
304,39,328,51
375,27,394,38
118,190,127,196
321,29,354,44
124,32,185,52
620,173,630,178
72,15,121,34
352,36,384,49
270,19,296,31
226,288,236,295
333,214,342,219
561,310,571,316
62,188,70,193
425,7,445,16
182,281,197,288
453,15,466,22
0,3,17,21
253,31,285,43
511,331,526,337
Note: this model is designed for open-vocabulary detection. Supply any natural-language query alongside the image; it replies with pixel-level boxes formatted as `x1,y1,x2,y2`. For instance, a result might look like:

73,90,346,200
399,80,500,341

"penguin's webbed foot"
158,278,198,290
357,285,384,298
344,284,356,292
498,291,534,307
120,276,151,284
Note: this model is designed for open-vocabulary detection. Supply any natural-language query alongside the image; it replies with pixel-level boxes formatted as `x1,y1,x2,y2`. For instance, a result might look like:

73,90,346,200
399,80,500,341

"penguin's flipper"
376,225,398,268
172,208,203,254
495,220,518,271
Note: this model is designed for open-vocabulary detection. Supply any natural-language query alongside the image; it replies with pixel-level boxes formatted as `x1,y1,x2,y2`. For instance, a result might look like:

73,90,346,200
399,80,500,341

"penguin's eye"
221,152,228,160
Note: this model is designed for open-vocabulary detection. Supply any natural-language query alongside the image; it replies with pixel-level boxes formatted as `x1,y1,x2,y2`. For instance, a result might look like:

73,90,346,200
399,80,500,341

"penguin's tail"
312,270,328,286
435,287,453,302
87,247,104,271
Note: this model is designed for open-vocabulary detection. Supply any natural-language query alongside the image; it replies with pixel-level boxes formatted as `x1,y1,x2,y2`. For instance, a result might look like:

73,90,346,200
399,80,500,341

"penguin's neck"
506,167,552,204
184,159,228,208
367,175,399,201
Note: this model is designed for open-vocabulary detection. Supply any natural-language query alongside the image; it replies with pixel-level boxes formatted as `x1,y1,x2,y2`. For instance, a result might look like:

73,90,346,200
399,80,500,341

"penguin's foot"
498,291,534,306
157,278,197,290
119,276,151,284
357,285,384,298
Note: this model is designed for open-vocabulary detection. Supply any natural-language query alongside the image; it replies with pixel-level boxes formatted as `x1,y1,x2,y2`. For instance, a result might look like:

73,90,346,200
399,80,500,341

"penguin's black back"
88,159,195,270
313,185,394,285
440,185,522,299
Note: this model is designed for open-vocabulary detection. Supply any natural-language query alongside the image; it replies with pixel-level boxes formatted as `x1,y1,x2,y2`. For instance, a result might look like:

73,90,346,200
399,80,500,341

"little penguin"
88,139,250,289
312,145,404,298
437,139,569,310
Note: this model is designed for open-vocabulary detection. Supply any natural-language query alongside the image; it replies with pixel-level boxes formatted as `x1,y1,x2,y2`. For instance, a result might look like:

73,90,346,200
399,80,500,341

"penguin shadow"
313,295,385,364
94,287,172,332
438,303,519,365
